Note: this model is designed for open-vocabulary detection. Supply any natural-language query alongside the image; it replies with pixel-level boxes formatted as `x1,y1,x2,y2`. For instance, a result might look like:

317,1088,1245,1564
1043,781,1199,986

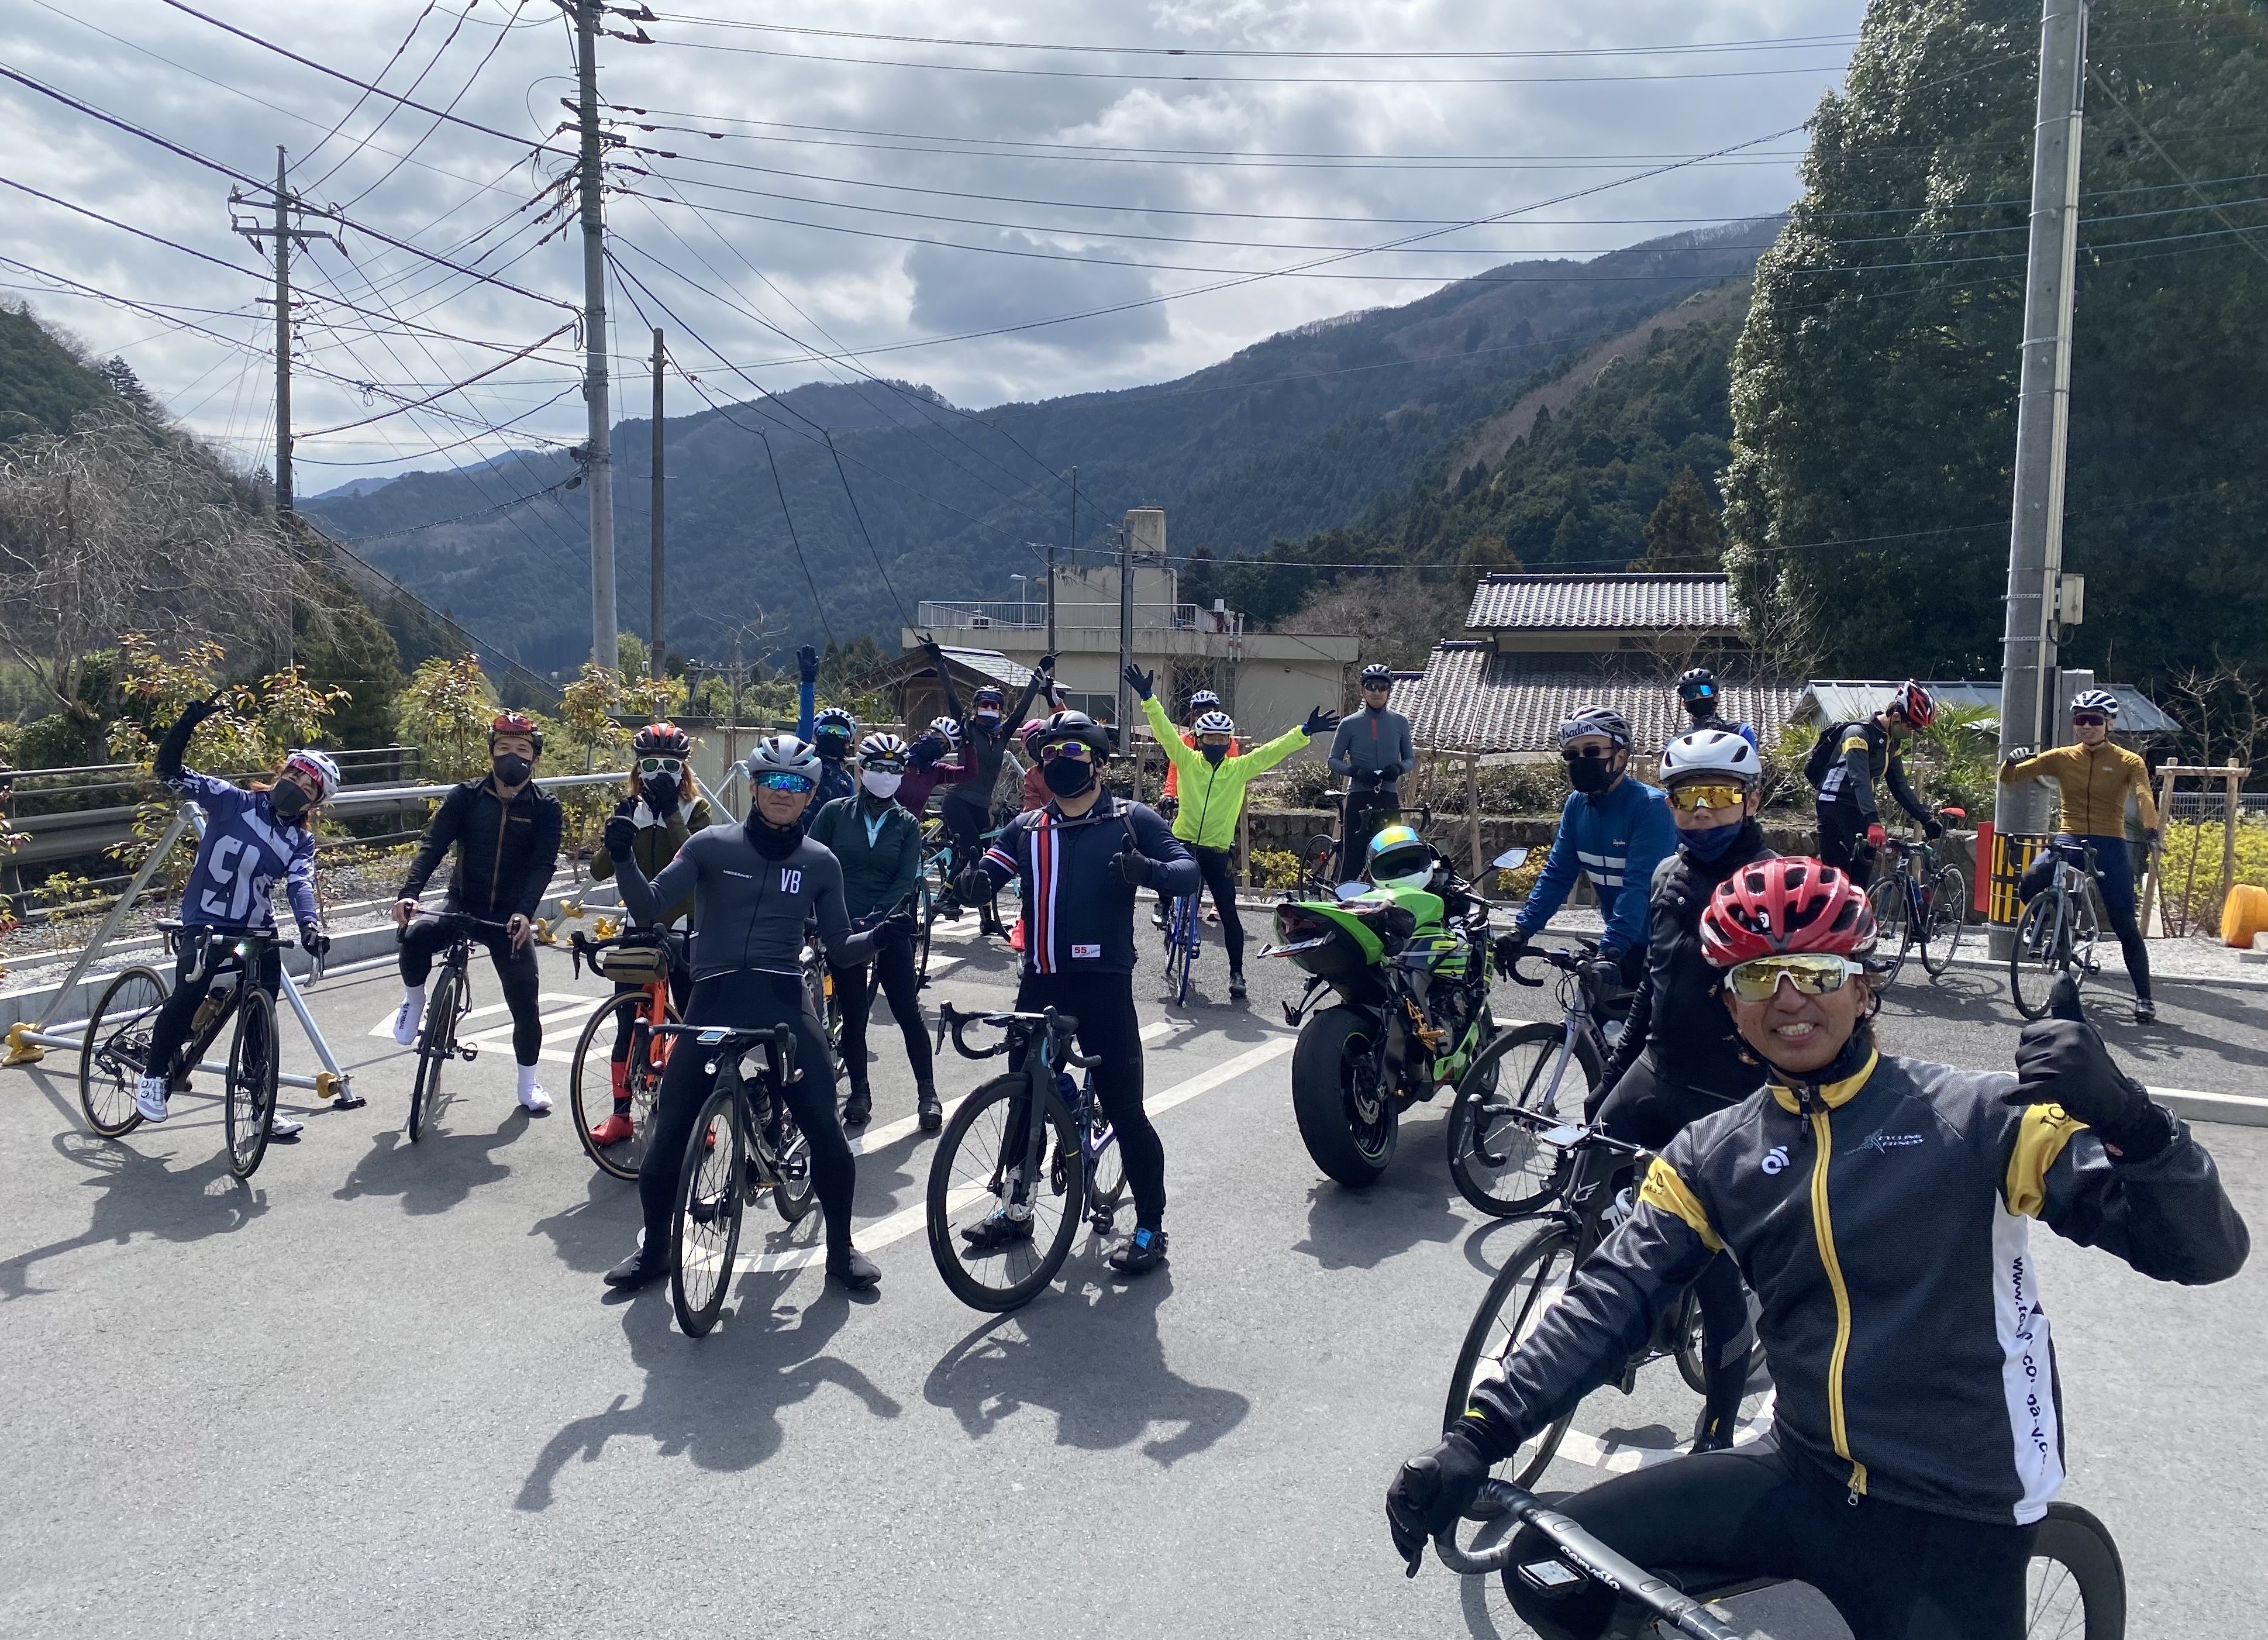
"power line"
293,0,442,182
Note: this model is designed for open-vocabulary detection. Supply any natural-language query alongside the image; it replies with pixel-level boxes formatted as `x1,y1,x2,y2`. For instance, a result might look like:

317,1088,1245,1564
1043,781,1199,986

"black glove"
1302,705,1341,737
2006,987,2173,1162
1038,652,1056,676
797,645,819,684
872,909,915,948
1111,850,1152,887
954,866,992,904
1385,1429,1491,1572
182,692,226,725
1922,818,1945,840
2143,827,2161,852
1490,929,1529,980
1123,664,1154,701
1581,954,1625,993
604,814,637,862
299,926,331,961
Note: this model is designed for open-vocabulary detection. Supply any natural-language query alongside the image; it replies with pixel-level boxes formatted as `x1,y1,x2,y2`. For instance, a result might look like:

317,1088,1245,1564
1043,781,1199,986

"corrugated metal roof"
1797,680,2180,735
850,646,1035,694
1397,647,1808,754
1466,573,1738,633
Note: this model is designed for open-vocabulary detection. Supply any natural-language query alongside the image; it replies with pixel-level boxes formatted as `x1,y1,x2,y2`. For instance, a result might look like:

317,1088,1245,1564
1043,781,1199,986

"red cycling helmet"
490,710,544,754
1700,857,1877,967
1019,718,1047,754
633,720,691,757
1887,680,1936,729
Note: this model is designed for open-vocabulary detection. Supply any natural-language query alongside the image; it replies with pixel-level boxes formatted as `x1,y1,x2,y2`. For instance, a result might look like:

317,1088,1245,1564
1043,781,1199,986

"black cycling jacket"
1461,1050,2248,1524
613,818,880,981
936,661,1050,816
398,777,564,920
1817,718,1930,826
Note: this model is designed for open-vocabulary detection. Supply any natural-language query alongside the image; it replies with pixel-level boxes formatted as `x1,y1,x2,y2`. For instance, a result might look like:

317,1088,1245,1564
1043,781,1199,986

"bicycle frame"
158,925,298,1086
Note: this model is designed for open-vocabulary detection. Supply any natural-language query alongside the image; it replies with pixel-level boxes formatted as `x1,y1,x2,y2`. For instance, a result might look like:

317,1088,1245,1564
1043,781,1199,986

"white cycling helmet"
1660,726,1759,785
282,748,341,802
1194,710,1236,737
857,731,909,770
2071,688,2120,718
928,715,964,746
745,733,822,781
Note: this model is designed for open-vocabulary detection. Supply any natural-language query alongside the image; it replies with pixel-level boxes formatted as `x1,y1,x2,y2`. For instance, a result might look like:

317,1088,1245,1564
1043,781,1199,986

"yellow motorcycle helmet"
1366,823,1432,891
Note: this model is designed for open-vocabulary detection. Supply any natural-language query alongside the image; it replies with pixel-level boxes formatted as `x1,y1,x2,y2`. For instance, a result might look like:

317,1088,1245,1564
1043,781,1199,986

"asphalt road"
1,908,2261,1639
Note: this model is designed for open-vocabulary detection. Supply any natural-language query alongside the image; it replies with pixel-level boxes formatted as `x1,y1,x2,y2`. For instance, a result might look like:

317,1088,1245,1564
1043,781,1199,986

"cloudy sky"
2,0,1864,487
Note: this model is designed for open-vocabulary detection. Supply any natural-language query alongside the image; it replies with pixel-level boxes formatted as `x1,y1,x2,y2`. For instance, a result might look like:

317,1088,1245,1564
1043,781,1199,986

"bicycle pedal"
458,1044,480,1062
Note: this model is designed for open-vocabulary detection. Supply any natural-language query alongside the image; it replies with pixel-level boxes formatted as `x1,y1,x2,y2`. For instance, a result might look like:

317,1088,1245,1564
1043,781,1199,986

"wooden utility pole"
650,327,664,678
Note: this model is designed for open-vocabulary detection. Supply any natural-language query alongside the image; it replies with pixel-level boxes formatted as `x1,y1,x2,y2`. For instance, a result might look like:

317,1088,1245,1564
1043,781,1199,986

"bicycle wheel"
1301,832,1338,892
671,1082,746,1337
926,1071,1083,1312
1921,864,1970,977
223,985,279,1180
915,877,936,986
78,965,169,1137
1085,1091,1126,1231
2026,1501,2125,1639
569,991,678,1181
1866,873,1913,986
1443,1222,1581,1488
772,1100,816,1225
407,968,463,1142
2009,895,2067,1021
1164,897,1195,1005
1445,1022,1597,1218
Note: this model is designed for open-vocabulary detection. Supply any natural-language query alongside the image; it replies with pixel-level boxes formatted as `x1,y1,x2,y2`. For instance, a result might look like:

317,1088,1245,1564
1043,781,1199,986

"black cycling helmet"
1677,666,1719,705
1360,663,1395,690
1034,708,1112,757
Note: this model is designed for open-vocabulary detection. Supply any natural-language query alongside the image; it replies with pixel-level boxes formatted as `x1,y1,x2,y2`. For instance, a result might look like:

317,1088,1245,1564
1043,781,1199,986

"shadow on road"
528,1167,643,1274
1291,1115,1467,1272
922,1269,1247,1465
515,1270,901,1510
332,1108,529,1216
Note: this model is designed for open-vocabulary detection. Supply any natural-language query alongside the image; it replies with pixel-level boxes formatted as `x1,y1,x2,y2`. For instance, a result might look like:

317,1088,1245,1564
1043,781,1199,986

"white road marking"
1553,1392,1778,1473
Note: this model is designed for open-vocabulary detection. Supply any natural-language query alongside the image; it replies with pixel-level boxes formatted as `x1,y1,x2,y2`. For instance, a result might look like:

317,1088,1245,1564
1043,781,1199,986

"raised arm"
929,641,965,725
1009,654,1053,728
606,821,698,926
795,645,818,740
1142,694,1201,780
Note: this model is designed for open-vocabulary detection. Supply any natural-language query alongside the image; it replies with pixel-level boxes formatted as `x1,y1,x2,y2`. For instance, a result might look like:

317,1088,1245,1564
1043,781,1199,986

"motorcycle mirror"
1493,847,1531,870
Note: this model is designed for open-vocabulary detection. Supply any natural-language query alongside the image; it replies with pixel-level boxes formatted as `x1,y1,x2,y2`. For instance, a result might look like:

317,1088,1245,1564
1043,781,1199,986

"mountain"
0,302,146,441
304,222,1775,669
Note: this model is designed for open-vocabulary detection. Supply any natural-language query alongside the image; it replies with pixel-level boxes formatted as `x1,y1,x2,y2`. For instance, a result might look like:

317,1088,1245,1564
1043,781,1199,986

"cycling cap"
1194,710,1236,737
1676,666,1718,700
1367,822,1432,891
1019,718,1048,753
745,733,822,780
1035,709,1112,757
632,721,691,757
1557,705,1633,749
1188,688,1221,712
929,715,964,745
1700,857,1877,967
857,731,908,770
2071,688,2120,718
1360,663,1395,688
490,710,544,754
812,706,856,738
1661,726,1759,785
1888,680,1936,729
282,748,340,802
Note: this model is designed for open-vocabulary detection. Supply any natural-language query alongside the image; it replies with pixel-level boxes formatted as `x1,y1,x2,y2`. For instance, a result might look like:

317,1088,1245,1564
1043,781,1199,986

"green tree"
1633,467,1726,570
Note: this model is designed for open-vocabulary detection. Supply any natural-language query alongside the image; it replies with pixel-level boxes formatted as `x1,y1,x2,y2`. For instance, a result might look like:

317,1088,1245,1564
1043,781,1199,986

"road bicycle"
1863,808,1970,984
1160,884,1201,1005
1413,1474,2125,1639
399,912,517,1143
654,1020,818,1337
1445,1114,1764,1489
2010,840,2104,1021
924,1002,1127,1313
566,928,683,1180
78,922,310,1179
1444,938,1629,1218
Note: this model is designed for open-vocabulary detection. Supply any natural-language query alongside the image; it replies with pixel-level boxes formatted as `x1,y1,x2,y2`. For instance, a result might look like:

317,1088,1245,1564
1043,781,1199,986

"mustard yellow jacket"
2000,742,2158,836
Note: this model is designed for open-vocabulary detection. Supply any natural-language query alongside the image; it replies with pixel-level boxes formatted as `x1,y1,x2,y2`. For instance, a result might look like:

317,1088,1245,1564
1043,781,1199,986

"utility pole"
574,0,618,671
1056,465,1071,657
231,147,337,523
650,326,664,678
1116,523,1135,756
1991,0,2088,953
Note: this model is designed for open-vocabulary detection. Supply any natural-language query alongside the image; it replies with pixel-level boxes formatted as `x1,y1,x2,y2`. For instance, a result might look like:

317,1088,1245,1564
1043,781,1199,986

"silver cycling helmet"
745,733,822,781
857,731,909,771
929,715,964,746
1193,710,1236,737
2071,688,2120,718
1557,705,1633,749
282,748,341,802
1661,726,1760,785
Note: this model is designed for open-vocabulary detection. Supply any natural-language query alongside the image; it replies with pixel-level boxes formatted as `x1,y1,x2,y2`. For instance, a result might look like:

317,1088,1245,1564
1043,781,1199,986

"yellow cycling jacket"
2000,741,2159,837
1142,693,1313,852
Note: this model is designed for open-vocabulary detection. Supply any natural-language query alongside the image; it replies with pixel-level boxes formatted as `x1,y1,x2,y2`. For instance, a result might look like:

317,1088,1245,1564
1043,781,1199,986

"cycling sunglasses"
2071,713,2108,728
1724,953,1866,1003
1667,782,1749,812
637,756,684,776
1678,683,1716,700
752,771,816,794
1561,744,1615,762
1038,740,1094,763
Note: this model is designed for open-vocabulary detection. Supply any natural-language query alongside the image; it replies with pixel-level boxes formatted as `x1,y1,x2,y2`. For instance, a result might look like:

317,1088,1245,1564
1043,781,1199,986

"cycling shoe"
827,1245,881,1290
1108,1225,1169,1276
960,1210,1034,1252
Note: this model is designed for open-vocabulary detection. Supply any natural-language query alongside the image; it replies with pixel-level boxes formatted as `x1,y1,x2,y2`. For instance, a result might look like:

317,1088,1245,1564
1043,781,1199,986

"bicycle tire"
1866,873,1913,986
773,1104,816,1224
2010,895,2067,1021
78,964,168,1138
1444,1022,1597,1218
1921,864,1970,977
1301,832,1338,894
671,1082,746,1337
926,1072,1083,1313
915,877,935,986
1085,1091,1126,1229
408,968,463,1142
569,991,678,1181
223,985,279,1179
1443,1221,1581,1489
1165,895,1196,1006
2025,1501,2125,1639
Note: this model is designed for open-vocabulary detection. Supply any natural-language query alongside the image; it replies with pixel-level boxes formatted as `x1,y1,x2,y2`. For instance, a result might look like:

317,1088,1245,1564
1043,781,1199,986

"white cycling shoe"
269,1110,304,1140
134,1074,170,1124
390,991,425,1047
516,1079,553,1115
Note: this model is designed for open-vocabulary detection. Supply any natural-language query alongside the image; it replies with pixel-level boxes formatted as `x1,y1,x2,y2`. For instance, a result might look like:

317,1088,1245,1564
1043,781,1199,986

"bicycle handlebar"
649,1021,797,1074
1506,940,1601,988
933,1001,1104,1069
1429,1480,1742,1640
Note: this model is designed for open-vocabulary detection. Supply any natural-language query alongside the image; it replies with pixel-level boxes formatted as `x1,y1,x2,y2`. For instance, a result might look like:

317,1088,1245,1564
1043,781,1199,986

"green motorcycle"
1261,864,1499,1187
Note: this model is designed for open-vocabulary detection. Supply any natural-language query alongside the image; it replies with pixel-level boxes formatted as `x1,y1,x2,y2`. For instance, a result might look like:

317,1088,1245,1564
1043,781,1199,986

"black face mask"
268,781,309,820
1201,745,1228,767
744,809,806,859
1042,756,1096,798
816,733,849,763
1566,754,1617,795
643,773,680,812
492,753,533,788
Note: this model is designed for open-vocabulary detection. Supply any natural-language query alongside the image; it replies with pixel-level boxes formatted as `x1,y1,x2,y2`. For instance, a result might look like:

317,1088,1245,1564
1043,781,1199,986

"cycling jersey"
2000,742,2158,837
807,790,921,921
1459,1049,2249,1524
1514,778,1677,956
1141,694,1310,851
589,791,714,924
163,768,319,932
1328,704,1415,790
1817,719,1931,826
398,777,564,920
971,793,1199,975
614,818,878,981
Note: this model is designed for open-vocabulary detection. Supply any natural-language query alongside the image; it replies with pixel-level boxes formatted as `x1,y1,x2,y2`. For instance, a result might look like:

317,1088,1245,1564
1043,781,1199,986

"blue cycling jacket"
1514,777,1677,956
166,769,319,932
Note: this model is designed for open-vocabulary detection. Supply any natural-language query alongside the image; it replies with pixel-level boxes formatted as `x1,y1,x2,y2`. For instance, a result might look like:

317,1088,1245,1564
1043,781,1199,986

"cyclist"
1811,679,1941,888
390,711,564,1115
954,709,1200,1276
1593,725,1776,1453
585,721,712,1148
133,695,337,1133
808,732,939,1133
929,639,1056,938
1674,665,1756,752
794,644,858,809
2001,689,2163,1024
1493,707,1676,991
1130,664,1338,1000
1388,855,2249,1640
1328,662,1416,871
897,716,973,820
1159,686,1239,815
601,734,909,1294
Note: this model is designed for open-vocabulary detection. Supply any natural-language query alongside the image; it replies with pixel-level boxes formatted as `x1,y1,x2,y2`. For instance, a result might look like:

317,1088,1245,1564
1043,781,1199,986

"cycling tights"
1011,970,1165,1229
1189,846,1245,970
399,914,543,1065
2019,834,2152,1002
143,936,281,1083
833,939,933,1093
1504,1433,2035,1640
1815,800,1877,888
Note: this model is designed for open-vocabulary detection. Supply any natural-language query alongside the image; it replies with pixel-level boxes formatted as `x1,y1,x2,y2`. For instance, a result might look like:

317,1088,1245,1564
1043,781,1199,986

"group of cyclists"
118,648,2248,1637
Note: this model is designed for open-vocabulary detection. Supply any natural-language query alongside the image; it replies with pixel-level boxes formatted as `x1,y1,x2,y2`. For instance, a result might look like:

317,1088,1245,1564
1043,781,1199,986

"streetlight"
1010,574,1030,626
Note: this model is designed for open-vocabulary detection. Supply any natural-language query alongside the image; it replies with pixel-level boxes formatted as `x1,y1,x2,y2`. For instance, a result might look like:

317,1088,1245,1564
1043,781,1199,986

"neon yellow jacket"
1142,694,1313,851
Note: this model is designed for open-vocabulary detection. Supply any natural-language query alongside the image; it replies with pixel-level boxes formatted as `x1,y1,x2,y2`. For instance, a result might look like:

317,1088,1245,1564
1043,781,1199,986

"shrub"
1248,849,1304,890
